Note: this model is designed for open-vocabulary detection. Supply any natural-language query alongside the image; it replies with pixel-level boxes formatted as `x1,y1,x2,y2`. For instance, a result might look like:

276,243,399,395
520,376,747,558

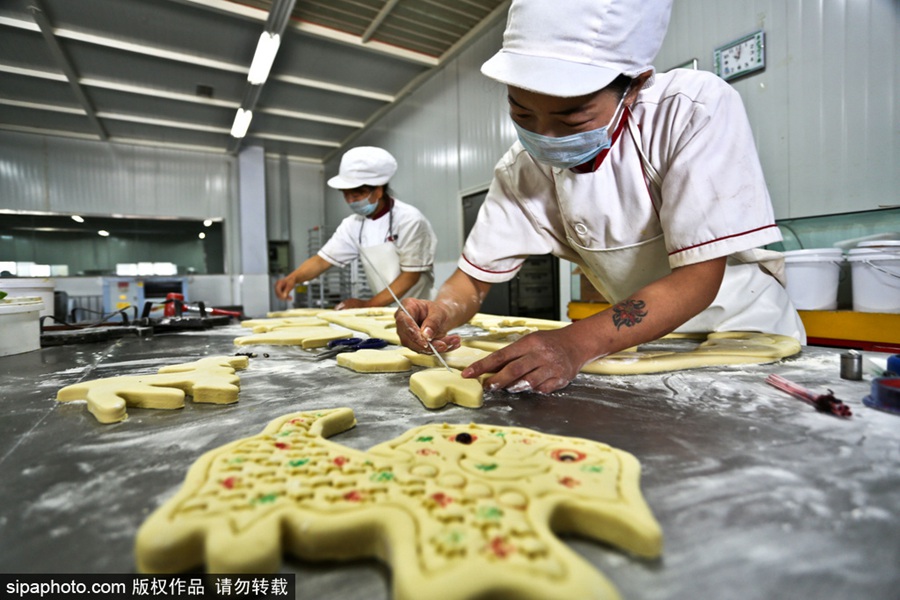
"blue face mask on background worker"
348,194,378,217
513,87,628,170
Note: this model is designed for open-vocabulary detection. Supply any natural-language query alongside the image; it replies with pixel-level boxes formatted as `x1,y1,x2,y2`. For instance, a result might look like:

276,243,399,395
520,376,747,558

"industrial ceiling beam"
325,0,511,163
171,0,437,66
28,0,108,141
362,0,401,43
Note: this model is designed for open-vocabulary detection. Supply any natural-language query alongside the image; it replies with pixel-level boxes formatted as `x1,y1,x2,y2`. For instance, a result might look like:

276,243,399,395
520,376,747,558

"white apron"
360,241,434,304
557,115,805,340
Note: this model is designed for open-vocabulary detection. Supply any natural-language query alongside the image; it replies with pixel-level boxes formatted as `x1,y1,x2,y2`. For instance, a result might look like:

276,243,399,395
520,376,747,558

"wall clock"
714,30,765,81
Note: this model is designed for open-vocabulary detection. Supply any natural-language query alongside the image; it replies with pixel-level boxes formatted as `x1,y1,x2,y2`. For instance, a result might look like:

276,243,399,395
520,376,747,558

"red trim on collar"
570,108,631,174
370,196,393,220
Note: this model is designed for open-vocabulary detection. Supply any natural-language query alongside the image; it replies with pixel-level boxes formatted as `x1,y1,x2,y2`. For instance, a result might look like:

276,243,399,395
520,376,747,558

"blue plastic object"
863,377,900,416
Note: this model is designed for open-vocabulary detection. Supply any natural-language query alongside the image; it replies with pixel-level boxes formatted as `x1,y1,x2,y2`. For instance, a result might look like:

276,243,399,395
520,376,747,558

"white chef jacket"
461,69,805,341
319,198,437,299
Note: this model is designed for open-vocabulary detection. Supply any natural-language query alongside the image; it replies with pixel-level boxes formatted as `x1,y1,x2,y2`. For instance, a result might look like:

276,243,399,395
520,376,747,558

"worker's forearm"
433,269,492,331
569,257,727,365
288,255,332,283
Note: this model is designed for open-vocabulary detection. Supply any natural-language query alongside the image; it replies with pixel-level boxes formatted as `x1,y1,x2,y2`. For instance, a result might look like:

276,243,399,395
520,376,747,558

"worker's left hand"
462,328,587,394
335,298,368,310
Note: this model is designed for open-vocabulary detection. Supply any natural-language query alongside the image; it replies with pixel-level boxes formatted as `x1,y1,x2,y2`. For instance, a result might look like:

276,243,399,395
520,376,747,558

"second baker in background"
275,146,437,310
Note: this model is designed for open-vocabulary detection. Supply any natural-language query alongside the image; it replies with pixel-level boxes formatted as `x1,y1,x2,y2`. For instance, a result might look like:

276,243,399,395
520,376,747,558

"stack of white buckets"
783,241,900,312
0,278,54,357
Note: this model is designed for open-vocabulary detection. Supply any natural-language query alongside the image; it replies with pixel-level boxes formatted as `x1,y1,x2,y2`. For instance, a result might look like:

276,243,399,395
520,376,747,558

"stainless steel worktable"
1,325,898,599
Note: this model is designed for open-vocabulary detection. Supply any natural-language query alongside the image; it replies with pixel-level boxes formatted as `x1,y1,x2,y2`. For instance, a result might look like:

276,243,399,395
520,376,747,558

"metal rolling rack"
303,226,371,308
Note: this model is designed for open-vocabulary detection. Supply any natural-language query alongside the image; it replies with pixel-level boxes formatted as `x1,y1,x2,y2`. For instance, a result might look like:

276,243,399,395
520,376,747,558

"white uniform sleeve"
317,216,361,267
395,206,437,272
654,74,782,268
459,147,576,283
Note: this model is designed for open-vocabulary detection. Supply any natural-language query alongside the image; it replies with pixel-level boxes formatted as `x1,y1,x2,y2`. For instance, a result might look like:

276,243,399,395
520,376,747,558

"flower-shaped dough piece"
135,408,662,600
56,355,249,424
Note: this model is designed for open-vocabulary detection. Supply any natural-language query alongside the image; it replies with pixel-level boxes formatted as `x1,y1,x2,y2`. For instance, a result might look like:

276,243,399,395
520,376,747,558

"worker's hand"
462,328,587,394
335,298,367,310
274,275,295,300
395,298,461,354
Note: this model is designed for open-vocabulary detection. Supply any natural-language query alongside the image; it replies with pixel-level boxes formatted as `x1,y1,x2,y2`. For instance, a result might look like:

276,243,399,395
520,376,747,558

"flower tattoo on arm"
611,299,648,329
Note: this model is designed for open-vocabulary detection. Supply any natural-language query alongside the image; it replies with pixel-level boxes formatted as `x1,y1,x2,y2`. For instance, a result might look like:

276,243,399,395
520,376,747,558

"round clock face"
715,31,765,81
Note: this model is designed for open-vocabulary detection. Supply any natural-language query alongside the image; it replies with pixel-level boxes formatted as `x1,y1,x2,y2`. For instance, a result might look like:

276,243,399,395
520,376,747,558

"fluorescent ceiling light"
71,215,84,223
98,230,110,237
198,232,206,240
247,32,281,85
203,219,213,227
230,108,253,138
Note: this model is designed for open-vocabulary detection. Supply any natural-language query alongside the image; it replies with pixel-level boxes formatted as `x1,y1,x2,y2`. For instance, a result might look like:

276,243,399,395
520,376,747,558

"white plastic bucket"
783,248,844,310
0,297,44,357
848,244,900,313
0,278,55,318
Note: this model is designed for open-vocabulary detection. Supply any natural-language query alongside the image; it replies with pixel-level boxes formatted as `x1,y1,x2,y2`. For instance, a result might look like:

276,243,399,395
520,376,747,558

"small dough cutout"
134,408,661,600
468,313,567,331
409,368,484,409
319,310,401,345
399,346,491,370
581,331,801,375
461,337,516,353
57,355,249,424
241,316,327,332
266,308,332,318
336,349,412,373
234,327,352,349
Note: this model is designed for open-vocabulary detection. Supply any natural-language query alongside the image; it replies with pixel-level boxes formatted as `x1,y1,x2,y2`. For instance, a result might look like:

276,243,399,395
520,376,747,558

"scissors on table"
315,337,389,360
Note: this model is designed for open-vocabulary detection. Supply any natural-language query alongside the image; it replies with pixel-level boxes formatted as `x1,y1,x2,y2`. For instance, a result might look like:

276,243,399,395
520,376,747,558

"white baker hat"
327,146,398,189
481,0,673,97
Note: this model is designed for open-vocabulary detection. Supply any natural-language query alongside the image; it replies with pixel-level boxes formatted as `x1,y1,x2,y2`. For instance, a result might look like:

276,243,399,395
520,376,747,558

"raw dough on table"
135,408,661,600
266,308,332,318
461,335,522,353
240,316,327,332
581,331,801,375
409,368,485,409
56,355,249,424
399,346,490,370
460,330,800,375
233,327,352,349
319,308,401,345
468,313,567,331
336,349,412,373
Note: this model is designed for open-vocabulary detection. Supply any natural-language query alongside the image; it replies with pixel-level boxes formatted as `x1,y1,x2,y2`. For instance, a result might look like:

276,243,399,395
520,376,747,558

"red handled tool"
765,374,852,418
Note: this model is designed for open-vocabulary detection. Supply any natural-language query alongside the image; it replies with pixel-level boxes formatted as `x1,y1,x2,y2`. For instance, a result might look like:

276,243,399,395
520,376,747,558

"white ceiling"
0,0,509,163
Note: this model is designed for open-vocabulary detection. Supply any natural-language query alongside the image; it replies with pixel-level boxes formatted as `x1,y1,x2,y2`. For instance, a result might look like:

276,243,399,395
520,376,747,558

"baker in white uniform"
397,0,805,392
275,146,437,309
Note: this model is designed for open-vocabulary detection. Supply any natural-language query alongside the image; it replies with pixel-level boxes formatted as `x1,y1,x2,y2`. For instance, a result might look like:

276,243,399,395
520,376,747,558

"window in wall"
0,213,225,277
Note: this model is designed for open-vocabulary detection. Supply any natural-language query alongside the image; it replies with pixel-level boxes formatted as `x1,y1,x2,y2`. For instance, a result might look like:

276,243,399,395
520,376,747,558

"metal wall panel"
655,0,897,218
0,132,48,212
456,20,516,194
1,131,234,219
264,155,325,269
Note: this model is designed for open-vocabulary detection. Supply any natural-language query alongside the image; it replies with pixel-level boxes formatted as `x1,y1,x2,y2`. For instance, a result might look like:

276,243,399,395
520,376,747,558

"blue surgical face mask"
514,88,629,170
348,194,378,217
